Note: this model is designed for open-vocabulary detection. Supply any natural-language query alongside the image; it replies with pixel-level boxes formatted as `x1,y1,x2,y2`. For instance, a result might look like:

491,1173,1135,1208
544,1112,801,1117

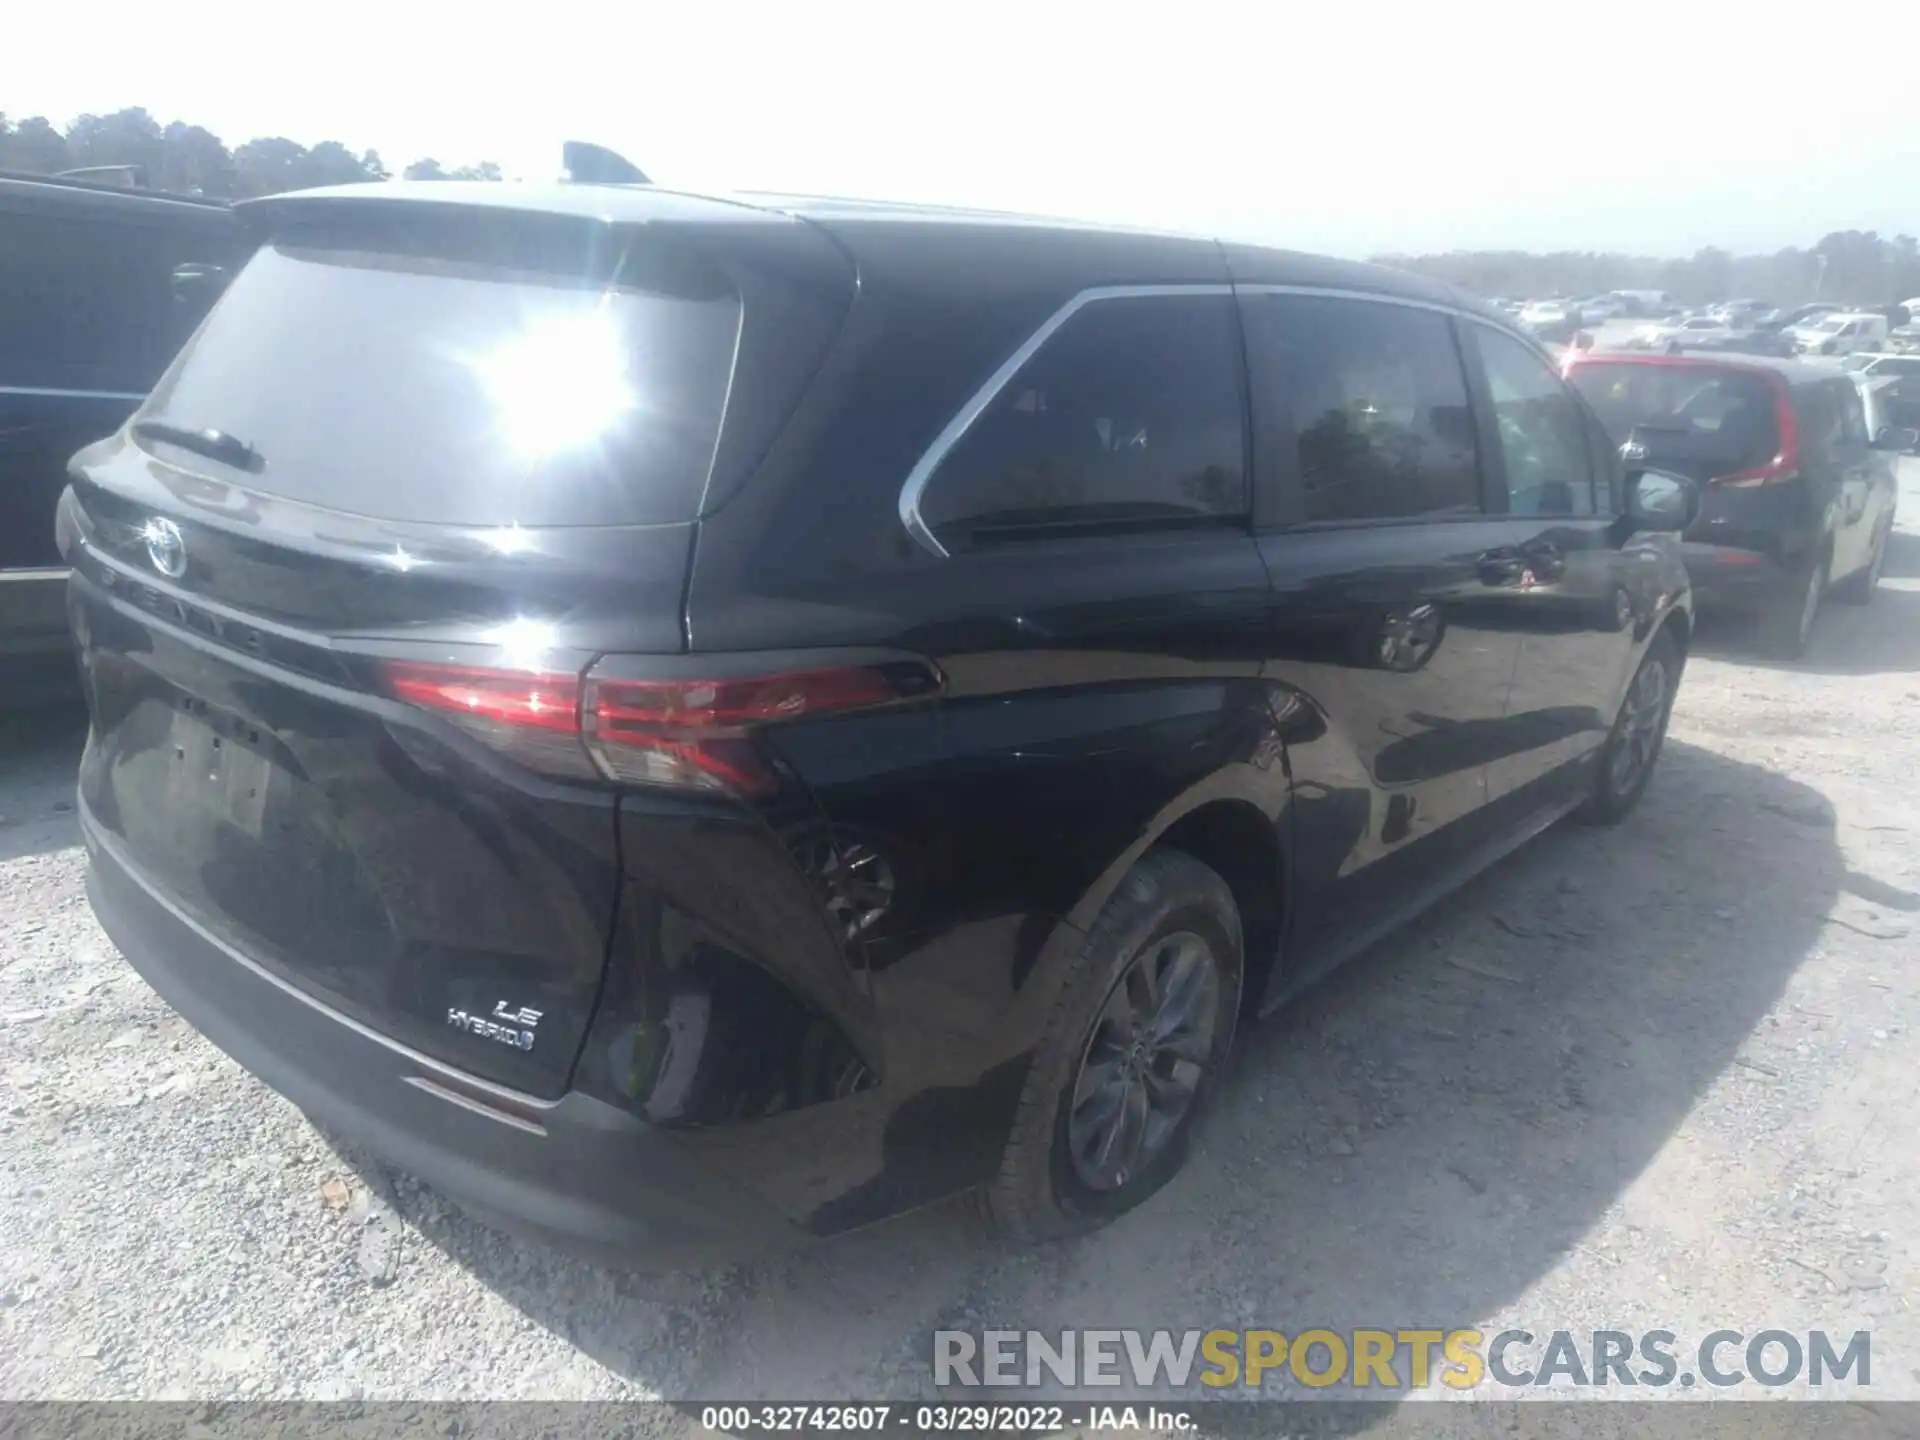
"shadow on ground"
1877,530,1920,583
343,738,1837,1412
1691,563,1920,677
0,699,86,863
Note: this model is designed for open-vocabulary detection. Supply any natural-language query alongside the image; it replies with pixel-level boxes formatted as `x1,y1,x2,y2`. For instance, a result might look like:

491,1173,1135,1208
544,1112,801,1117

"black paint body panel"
67,182,1693,1254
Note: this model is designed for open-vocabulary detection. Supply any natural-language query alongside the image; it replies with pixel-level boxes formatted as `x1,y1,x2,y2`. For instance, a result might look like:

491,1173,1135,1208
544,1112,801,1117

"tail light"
381,655,940,796
1712,374,1801,489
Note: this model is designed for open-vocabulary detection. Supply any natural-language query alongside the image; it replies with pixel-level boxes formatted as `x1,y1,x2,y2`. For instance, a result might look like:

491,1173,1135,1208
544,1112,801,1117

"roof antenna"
562,141,649,185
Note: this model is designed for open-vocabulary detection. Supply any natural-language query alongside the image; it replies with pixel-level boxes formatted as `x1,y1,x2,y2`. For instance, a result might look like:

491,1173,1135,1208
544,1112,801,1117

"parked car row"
1497,291,1678,336
1496,289,1917,362
1609,303,1910,361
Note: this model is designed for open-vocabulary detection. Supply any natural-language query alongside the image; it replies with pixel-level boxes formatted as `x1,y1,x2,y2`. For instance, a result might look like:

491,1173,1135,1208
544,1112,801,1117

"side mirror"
1571,330,1595,351
1624,468,1699,533
1871,425,1920,452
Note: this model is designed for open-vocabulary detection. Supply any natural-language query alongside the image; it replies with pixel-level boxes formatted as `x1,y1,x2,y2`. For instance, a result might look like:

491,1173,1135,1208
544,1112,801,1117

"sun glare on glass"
467,306,637,459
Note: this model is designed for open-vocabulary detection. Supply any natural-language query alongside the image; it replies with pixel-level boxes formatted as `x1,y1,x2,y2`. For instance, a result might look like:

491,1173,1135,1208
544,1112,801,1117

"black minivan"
63,182,1697,1261
1,170,239,701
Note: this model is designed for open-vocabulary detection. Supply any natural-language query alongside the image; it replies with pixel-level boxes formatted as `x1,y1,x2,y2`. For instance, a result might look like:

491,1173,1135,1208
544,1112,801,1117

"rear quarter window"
1793,384,1843,464
917,293,1247,546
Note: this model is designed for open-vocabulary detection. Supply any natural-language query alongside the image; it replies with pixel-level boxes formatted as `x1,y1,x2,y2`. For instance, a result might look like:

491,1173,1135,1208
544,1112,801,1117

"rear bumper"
1680,542,1802,610
82,801,800,1268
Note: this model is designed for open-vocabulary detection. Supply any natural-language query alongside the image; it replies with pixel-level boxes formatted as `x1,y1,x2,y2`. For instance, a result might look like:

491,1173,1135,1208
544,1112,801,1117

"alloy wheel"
1866,525,1889,590
1793,563,1822,646
1608,655,1670,796
1066,931,1221,1192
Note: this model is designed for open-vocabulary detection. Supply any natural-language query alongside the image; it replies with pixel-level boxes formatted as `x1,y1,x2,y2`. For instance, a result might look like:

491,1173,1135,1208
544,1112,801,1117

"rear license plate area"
164,694,273,839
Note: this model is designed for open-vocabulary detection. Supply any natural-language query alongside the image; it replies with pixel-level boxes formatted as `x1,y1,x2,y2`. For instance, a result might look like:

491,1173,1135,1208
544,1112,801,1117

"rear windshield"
1568,363,1780,474
140,217,741,527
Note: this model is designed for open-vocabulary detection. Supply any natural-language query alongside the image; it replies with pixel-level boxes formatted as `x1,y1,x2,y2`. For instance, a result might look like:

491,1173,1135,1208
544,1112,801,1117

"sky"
7,0,1919,259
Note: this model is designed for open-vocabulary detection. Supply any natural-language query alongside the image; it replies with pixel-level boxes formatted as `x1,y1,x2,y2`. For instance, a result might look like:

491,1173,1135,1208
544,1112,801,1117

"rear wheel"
987,849,1241,1242
1760,551,1827,658
1578,629,1680,826
1833,519,1891,606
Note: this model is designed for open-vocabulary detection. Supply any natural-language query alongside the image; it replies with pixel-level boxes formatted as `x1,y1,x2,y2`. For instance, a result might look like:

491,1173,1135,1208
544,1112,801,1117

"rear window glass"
1567,363,1780,476
141,224,741,527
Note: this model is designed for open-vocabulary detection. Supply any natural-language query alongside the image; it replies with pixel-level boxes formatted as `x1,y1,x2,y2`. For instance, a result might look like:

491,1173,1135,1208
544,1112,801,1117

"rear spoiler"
562,141,649,186
55,164,150,188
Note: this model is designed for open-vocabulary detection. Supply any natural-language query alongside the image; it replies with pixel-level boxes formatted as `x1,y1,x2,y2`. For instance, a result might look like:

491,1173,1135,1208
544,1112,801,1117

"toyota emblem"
142,518,187,580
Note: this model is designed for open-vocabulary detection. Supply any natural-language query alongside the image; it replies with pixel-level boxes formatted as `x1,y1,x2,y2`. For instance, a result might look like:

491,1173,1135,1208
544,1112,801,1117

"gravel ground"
3,460,1918,1408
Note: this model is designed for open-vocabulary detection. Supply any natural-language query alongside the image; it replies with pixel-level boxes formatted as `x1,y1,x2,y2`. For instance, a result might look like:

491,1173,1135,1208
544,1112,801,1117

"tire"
1759,551,1827,658
1832,519,1891,606
986,849,1243,1243
1578,628,1681,826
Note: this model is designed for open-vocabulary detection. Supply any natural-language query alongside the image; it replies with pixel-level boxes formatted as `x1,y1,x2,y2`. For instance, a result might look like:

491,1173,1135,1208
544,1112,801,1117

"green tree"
159,122,237,196
64,107,165,180
403,157,501,181
232,136,312,196
0,113,72,172
1889,235,1919,302
304,140,372,187
1813,230,1892,303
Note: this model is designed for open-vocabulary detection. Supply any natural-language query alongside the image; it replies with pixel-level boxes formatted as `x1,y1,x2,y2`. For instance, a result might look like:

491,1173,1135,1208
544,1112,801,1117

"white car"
1841,352,1920,379
1857,374,1920,453
1711,299,1769,327
1519,299,1578,328
1632,315,1733,349
1575,295,1624,321
1614,289,1680,317
1790,312,1889,357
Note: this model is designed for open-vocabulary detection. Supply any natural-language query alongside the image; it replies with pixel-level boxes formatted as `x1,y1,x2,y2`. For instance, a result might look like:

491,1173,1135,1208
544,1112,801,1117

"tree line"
1373,233,1920,309
0,106,502,197
7,103,1915,309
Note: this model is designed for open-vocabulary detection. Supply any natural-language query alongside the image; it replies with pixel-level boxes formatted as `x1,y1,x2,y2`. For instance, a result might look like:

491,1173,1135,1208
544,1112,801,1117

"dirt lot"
3,461,1918,1406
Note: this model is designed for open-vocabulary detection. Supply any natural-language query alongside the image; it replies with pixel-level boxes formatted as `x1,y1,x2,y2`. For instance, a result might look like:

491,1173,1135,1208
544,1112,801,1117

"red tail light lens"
381,660,593,777
381,657,937,796
584,667,921,795
1713,379,1801,488
384,662,582,733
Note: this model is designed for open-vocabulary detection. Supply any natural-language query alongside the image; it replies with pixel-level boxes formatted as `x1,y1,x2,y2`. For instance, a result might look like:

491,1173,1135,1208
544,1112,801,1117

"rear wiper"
133,420,265,474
